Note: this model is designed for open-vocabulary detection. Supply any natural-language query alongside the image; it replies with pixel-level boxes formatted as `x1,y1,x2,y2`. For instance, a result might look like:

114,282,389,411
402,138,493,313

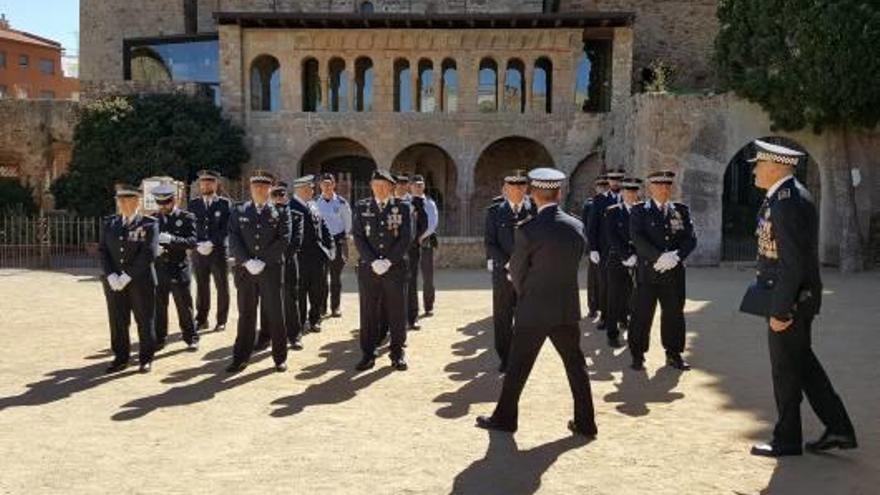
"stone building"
66,0,880,267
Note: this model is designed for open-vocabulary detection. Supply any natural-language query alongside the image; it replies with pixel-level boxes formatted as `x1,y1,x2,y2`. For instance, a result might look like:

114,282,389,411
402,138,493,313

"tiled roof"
0,27,62,50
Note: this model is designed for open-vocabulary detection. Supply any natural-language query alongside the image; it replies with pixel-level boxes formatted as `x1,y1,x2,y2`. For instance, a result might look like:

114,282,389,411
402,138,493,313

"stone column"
433,59,442,113
219,23,244,124
411,63,419,112
610,26,634,112
347,57,356,112
497,61,505,113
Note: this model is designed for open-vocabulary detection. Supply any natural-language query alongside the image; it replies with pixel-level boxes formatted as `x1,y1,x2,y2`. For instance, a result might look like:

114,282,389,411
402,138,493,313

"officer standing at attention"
582,175,609,319
628,170,697,371
99,184,159,374
411,175,439,317
484,173,535,372
745,140,856,457
476,168,597,437
227,170,292,373
405,176,429,329
189,170,231,333
602,177,642,348
587,169,625,330
315,173,352,318
352,170,413,371
392,174,420,330
290,175,335,334
152,184,199,351
256,181,305,351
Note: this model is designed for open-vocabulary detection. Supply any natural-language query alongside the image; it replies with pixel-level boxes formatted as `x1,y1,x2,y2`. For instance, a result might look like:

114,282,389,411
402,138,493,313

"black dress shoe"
310,323,322,333
409,323,421,331
275,362,288,373
197,321,209,331
290,340,304,351
331,310,342,318
187,341,200,352
356,357,375,371
567,420,598,438
630,358,645,371
424,310,434,317
750,443,802,457
805,431,858,452
213,324,226,332
475,415,516,433
155,340,167,352
666,354,692,371
105,361,128,374
254,338,270,352
226,361,247,374
607,336,623,349
139,362,152,373
392,358,408,371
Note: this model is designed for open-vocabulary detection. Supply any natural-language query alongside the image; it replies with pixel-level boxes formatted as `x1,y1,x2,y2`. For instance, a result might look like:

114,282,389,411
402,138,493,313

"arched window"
302,58,321,112
577,40,612,113
394,58,412,112
359,1,374,13
250,55,281,112
533,57,553,113
354,57,374,112
328,57,349,112
504,59,525,113
478,58,498,113
417,59,435,113
441,58,458,113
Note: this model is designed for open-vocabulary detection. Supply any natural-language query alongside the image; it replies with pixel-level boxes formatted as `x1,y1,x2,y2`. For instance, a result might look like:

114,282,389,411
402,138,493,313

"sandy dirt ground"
0,267,877,495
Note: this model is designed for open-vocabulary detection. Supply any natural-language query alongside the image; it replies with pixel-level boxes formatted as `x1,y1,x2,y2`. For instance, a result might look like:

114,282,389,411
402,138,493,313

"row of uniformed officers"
98,168,438,374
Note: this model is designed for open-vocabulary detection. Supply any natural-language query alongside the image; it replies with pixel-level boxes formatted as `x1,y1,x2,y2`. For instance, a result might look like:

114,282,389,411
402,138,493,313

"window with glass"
417,59,435,113
441,59,458,113
302,58,322,112
532,57,553,113
19,55,29,68
250,55,281,111
328,57,350,112
0,51,6,69
477,58,498,113
39,59,55,75
504,59,525,113
125,35,220,104
354,57,374,112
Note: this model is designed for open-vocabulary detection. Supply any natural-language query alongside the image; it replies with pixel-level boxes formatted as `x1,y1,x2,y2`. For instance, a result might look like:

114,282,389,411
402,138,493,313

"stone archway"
391,143,459,235
721,136,821,261
565,152,604,217
299,138,377,202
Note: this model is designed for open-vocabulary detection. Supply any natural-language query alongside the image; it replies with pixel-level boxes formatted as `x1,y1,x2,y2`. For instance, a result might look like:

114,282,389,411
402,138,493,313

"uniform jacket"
629,200,697,284
586,191,620,254
484,200,537,268
509,204,585,328
274,203,304,262
228,201,292,266
604,203,636,260
352,197,413,270
755,177,822,319
156,208,197,280
188,196,232,248
410,196,430,247
99,213,159,284
290,198,335,262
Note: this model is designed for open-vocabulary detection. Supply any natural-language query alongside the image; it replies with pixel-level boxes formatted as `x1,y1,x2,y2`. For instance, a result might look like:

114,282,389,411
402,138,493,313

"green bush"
0,179,38,215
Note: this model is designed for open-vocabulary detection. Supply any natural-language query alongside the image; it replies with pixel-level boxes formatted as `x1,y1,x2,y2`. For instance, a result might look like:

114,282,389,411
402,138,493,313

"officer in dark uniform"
477,168,596,438
603,177,642,348
582,175,609,319
256,181,305,351
484,173,536,372
352,169,413,371
188,170,231,332
744,140,856,457
226,170,292,373
411,175,440,317
628,170,697,371
290,175,335,333
391,174,419,330
407,177,429,329
99,184,159,373
152,184,199,351
587,169,625,330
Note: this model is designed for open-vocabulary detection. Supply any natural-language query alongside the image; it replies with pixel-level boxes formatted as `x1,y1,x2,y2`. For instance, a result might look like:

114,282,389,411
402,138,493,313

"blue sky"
1,0,79,55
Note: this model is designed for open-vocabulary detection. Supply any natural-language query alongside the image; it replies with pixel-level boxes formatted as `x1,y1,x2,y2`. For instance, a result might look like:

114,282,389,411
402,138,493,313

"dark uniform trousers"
155,263,198,345
103,279,156,365
233,264,287,365
491,269,516,367
628,266,686,356
323,234,347,313
406,245,421,325
359,264,407,361
193,249,230,327
586,259,600,315
299,250,326,327
420,243,436,312
605,254,634,338
258,256,302,346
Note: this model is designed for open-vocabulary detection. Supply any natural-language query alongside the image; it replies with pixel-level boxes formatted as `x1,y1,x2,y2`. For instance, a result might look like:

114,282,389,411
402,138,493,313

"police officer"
476,168,596,438
411,175,439,317
393,174,420,330
587,169,625,330
99,184,159,373
227,170,292,373
189,170,231,332
582,175,609,319
152,184,199,351
484,173,536,372
405,176,429,329
352,170,413,371
628,170,697,371
603,177,642,348
745,140,856,457
315,173,352,318
290,175,335,333
256,181,305,351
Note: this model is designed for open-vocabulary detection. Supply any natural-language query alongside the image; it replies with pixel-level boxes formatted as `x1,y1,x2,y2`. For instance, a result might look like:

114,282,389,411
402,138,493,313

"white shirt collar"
321,193,337,202
766,175,794,199
202,194,216,204
374,196,391,208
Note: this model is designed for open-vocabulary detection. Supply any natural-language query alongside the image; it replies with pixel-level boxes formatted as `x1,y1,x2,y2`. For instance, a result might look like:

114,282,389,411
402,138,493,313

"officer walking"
411,175,439,317
152,184,199,351
476,168,597,437
352,170,413,371
603,177,642,348
99,184,159,374
744,140,856,457
227,170,292,373
587,169,625,330
582,175,609,319
628,170,697,371
189,170,231,333
290,175,335,333
484,173,535,372
315,173,352,318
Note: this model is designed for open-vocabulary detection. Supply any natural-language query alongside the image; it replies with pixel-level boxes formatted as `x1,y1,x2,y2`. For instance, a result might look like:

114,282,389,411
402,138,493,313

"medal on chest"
388,207,402,237
756,209,778,259
668,209,684,233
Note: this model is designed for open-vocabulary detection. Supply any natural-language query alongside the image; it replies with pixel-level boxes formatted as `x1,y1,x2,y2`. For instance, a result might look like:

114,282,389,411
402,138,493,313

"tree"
0,179,38,215
715,0,880,271
52,94,249,217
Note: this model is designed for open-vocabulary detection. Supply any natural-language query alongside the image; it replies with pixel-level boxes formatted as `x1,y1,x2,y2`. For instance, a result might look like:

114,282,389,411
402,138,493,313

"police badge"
669,209,684,232
175,220,183,227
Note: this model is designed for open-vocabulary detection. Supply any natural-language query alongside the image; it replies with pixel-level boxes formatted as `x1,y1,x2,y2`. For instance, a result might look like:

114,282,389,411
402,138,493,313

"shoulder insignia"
777,188,791,200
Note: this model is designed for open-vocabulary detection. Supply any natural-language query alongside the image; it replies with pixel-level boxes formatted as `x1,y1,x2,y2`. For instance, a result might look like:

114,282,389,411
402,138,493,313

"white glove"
196,241,214,256
371,259,389,275
158,232,173,245
653,251,680,273
589,251,601,264
156,245,166,257
487,260,494,272
244,259,265,275
623,254,637,267
107,273,120,291
117,272,132,291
